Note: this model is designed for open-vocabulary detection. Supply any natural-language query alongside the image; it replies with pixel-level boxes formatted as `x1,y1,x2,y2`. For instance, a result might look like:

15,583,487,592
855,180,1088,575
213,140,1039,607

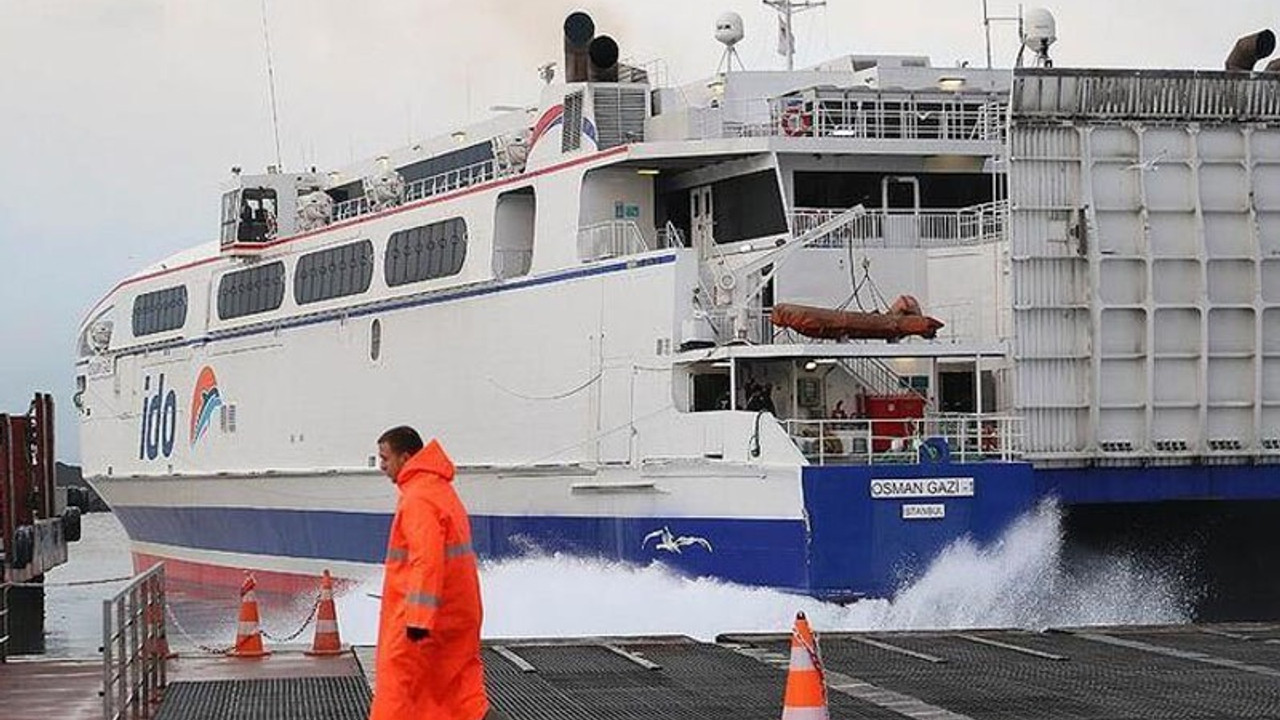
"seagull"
1124,148,1168,172
642,527,713,554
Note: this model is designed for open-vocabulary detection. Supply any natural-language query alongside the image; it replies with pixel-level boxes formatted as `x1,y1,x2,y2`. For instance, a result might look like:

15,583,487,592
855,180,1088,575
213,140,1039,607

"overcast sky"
2,0,1277,461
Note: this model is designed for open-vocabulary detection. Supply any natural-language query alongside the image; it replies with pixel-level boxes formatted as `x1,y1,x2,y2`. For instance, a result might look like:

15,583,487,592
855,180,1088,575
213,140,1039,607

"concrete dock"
11,624,1280,719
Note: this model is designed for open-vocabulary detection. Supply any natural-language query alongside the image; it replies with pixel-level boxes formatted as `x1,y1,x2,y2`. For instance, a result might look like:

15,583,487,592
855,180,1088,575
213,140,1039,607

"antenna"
981,0,1022,69
763,0,825,71
259,0,283,170
716,12,747,74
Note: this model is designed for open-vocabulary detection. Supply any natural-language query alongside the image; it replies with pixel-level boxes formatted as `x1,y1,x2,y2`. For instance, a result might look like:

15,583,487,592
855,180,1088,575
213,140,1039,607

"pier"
1,394,79,657
10,624,1280,719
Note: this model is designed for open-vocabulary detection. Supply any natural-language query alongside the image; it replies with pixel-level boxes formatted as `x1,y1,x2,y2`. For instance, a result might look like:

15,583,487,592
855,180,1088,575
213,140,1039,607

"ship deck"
97,624,1280,719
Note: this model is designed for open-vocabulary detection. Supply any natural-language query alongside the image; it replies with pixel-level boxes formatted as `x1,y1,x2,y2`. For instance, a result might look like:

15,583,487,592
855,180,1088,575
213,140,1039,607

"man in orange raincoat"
369,426,499,720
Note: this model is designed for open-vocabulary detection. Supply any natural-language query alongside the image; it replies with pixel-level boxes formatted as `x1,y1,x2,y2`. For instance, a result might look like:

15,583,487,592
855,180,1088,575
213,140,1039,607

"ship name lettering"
869,477,975,499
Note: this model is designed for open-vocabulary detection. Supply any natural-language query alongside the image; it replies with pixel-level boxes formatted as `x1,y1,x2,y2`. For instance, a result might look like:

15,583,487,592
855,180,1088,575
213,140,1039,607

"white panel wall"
1012,118,1280,459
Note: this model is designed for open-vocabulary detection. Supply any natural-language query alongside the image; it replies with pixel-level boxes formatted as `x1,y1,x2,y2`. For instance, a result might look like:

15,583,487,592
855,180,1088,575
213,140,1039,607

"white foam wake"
335,501,1194,644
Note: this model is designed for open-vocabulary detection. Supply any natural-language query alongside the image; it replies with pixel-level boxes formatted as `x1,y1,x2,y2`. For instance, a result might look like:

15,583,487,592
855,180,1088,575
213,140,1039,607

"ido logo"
139,374,178,460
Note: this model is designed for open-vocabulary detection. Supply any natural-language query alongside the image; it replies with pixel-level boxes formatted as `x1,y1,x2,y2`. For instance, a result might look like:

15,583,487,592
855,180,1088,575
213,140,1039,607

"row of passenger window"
131,218,468,335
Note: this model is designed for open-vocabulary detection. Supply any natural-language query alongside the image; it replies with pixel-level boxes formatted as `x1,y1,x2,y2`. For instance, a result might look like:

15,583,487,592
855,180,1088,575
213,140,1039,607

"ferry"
75,8,1280,605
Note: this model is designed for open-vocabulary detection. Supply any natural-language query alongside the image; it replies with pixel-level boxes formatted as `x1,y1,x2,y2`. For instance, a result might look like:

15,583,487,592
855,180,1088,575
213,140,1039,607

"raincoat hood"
396,439,456,486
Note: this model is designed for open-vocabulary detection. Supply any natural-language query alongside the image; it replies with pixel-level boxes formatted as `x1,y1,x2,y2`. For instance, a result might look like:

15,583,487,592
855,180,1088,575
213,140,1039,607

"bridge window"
294,240,375,305
131,286,188,337
710,170,787,245
217,261,286,320
385,218,468,287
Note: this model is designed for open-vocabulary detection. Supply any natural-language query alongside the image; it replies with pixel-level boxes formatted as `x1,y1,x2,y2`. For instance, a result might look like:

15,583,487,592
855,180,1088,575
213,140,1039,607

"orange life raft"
770,295,944,341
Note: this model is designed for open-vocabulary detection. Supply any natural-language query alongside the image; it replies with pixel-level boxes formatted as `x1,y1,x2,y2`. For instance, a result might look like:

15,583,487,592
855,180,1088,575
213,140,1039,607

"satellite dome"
715,12,745,47
1022,8,1057,51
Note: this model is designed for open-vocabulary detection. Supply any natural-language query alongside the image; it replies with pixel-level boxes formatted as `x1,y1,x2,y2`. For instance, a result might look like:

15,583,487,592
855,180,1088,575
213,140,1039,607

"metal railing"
577,220,655,262
333,159,504,223
784,413,1023,465
780,98,1007,143
691,94,1008,143
836,357,929,404
656,221,686,250
102,563,167,720
791,201,1008,249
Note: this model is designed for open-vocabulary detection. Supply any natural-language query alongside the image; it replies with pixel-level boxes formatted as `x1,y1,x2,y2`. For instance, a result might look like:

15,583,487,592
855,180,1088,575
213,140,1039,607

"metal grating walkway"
147,626,1280,720
723,625,1280,720
155,676,371,720
484,640,901,720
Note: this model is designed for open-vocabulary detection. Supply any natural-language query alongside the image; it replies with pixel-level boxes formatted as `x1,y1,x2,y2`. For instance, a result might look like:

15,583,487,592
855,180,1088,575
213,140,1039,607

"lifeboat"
770,295,944,341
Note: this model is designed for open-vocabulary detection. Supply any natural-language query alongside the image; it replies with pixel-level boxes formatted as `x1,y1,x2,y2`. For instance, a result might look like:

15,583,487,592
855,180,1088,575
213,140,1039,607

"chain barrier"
8,574,133,589
164,602,234,655
164,591,322,653
261,593,321,643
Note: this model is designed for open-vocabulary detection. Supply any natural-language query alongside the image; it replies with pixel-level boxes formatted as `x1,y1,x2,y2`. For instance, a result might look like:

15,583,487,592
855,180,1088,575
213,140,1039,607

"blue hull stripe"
110,505,810,591
107,463,1280,599
1037,463,1280,504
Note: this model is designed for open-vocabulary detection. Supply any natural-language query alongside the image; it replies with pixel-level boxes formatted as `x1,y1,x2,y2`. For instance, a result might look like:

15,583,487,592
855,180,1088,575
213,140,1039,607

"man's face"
378,442,410,482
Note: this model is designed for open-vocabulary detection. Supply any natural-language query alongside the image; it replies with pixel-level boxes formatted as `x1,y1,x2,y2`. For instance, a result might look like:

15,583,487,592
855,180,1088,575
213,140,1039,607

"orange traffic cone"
781,611,829,720
306,570,347,657
228,572,270,658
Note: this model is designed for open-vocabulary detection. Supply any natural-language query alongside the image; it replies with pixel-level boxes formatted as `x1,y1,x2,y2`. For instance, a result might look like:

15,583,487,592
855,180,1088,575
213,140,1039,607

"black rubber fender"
13,525,34,569
62,506,82,543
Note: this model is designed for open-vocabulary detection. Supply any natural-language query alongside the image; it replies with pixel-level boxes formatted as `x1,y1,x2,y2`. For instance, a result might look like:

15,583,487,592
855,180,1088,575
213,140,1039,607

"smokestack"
588,35,619,83
564,11,595,83
1225,29,1276,71
1267,57,1280,73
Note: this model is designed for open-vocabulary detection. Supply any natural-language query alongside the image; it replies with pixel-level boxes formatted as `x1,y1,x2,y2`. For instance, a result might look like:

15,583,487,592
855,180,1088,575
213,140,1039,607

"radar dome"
715,12,745,47
1022,8,1057,50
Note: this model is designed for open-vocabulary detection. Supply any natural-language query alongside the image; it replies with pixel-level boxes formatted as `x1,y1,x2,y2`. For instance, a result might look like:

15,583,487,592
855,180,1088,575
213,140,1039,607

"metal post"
764,0,825,71
116,600,125,719
791,361,799,419
138,584,150,719
102,598,112,720
783,1,794,70
128,589,138,720
983,0,994,69
729,359,737,411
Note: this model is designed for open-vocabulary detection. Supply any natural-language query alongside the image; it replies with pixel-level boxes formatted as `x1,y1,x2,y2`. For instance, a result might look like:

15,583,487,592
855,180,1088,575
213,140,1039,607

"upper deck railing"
332,159,504,223
791,201,1008,249
692,93,1008,143
577,220,685,262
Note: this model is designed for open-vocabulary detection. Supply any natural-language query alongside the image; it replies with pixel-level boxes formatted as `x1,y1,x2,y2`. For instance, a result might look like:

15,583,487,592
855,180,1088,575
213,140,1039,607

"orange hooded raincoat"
369,440,489,720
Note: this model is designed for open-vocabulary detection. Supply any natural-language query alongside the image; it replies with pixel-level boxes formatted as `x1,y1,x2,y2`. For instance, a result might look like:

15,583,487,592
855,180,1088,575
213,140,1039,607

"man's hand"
406,626,430,642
